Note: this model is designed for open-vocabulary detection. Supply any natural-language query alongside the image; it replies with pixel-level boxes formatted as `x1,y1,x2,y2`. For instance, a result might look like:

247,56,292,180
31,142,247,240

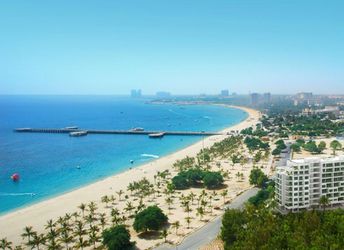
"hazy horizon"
1,1,344,95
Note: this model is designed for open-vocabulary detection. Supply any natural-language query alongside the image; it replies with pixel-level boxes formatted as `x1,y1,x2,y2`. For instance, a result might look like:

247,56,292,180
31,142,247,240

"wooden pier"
14,128,223,138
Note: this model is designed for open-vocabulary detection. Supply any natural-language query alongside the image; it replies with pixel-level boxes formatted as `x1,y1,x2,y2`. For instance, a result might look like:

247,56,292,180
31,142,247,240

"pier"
14,128,224,138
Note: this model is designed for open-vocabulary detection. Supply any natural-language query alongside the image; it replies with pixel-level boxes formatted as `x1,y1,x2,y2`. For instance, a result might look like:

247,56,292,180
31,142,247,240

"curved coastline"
0,105,260,244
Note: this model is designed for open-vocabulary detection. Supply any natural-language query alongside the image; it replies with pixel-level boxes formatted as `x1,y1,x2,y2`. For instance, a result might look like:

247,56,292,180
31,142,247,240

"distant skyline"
1,1,344,95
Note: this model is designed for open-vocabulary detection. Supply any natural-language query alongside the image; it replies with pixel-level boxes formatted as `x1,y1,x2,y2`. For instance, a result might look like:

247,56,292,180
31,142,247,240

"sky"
1,0,344,95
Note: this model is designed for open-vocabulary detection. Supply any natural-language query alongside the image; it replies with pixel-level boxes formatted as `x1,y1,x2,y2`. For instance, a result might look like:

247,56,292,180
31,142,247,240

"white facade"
275,156,344,212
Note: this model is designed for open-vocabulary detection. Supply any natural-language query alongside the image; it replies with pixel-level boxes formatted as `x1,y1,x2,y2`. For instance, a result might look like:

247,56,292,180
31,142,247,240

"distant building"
131,89,142,98
250,93,259,106
263,92,271,103
275,156,344,212
220,89,229,97
156,91,171,98
296,92,313,100
302,106,340,116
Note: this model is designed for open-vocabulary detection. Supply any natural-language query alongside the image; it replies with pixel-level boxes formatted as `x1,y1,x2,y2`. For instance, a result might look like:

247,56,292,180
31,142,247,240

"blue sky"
1,0,343,95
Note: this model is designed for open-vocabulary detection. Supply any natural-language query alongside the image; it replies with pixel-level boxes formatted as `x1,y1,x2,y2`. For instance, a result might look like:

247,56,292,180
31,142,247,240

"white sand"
0,106,260,246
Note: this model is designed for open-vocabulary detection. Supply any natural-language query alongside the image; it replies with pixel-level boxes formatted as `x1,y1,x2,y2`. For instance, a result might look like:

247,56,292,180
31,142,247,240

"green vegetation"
244,137,269,151
330,140,342,155
263,114,344,137
241,127,268,137
221,206,344,250
249,168,268,188
102,225,134,250
248,183,274,207
203,172,224,189
272,139,287,156
133,206,168,233
172,168,224,190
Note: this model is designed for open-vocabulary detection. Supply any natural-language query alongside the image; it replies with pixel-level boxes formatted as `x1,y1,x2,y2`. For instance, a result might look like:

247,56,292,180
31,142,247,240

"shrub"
171,175,189,189
102,225,134,250
133,206,168,233
203,171,224,189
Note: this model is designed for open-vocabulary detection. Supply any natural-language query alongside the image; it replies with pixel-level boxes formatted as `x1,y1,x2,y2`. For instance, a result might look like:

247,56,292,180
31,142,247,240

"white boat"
131,127,144,132
148,132,165,138
65,126,78,130
69,131,87,137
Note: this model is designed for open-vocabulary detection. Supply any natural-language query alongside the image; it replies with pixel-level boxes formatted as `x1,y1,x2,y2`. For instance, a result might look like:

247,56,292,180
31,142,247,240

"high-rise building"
263,92,271,103
220,89,229,97
250,93,259,105
156,91,171,98
275,156,344,212
296,92,313,100
130,89,142,98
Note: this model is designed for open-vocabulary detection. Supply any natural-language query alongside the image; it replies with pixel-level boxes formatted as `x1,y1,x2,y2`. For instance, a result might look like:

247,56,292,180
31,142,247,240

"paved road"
155,188,259,250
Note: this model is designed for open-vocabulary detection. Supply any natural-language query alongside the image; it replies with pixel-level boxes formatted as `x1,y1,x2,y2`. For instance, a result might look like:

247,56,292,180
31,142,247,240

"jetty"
14,128,223,138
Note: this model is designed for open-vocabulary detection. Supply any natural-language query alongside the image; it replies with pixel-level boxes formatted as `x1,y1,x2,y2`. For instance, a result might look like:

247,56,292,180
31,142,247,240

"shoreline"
0,105,261,245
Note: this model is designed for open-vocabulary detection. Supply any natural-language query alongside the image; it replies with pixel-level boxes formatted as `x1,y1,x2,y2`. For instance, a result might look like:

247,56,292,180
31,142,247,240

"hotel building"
275,156,344,212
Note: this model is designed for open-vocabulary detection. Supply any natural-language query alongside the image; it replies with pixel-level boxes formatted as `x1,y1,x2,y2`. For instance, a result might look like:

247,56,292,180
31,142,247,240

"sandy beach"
0,105,261,248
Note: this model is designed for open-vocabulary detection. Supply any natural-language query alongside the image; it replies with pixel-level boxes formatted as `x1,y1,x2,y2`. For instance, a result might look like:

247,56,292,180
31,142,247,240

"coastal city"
1,1,344,250
1,91,344,249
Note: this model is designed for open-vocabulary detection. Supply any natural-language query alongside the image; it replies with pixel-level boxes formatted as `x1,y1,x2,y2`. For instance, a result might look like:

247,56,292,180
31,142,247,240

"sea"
0,95,247,214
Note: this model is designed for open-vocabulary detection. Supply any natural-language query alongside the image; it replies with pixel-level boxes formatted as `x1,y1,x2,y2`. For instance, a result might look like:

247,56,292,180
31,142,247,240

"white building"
275,156,344,212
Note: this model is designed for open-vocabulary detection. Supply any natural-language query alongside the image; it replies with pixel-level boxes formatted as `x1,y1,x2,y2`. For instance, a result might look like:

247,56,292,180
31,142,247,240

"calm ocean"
0,96,247,214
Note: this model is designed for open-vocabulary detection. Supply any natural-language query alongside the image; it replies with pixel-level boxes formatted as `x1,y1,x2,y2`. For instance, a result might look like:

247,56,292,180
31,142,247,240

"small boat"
148,132,165,138
11,173,20,182
65,126,78,130
69,131,88,137
131,127,144,132
130,160,134,164
15,128,31,132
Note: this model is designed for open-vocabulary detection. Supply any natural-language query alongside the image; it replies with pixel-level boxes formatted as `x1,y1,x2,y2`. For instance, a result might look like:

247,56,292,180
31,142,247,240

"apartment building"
275,156,344,212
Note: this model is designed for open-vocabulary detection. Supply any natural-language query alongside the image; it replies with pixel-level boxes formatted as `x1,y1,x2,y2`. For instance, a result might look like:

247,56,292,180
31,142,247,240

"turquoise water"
0,96,247,214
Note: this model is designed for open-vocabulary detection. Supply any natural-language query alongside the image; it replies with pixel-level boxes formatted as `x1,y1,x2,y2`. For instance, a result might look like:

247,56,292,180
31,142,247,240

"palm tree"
110,208,120,217
88,201,97,215
0,238,12,250
188,192,196,205
30,233,46,250
101,195,110,208
116,189,124,201
236,172,241,181
124,201,135,217
111,214,121,226
78,203,86,217
127,183,135,196
72,212,80,222
21,226,35,245
88,226,101,249
74,237,89,250
161,229,168,243
185,216,192,229
171,221,180,235
165,197,173,211
98,213,107,230
59,230,74,250
46,229,61,250
74,220,87,240
196,207,205,221
85,214,97,226
319,195,330,211
45,219,56,233
110,195,116,205
185,204,192,217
